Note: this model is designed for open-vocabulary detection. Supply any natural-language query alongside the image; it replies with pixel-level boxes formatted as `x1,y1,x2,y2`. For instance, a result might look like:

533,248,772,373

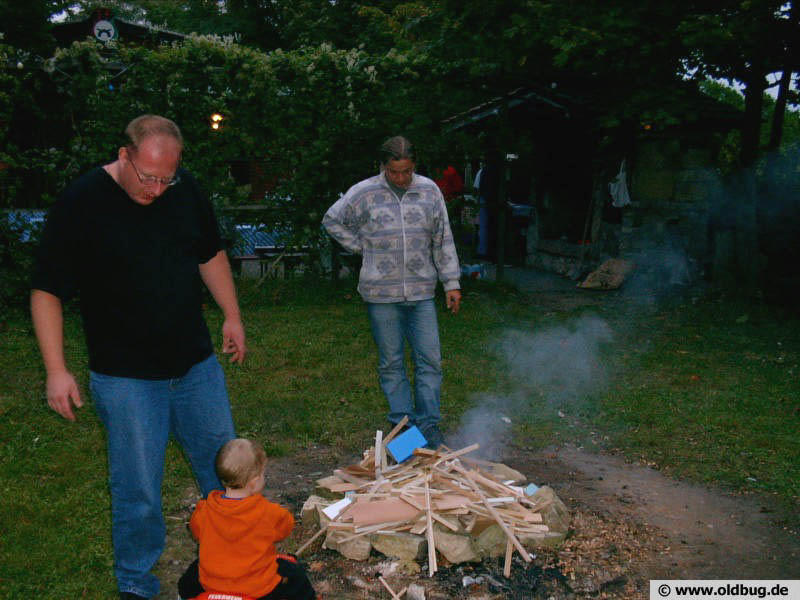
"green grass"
596,298,800,501
1,277,797,596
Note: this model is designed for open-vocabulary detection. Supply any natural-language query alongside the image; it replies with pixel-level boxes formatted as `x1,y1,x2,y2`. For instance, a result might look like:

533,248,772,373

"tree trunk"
769,1,798,153
739,70,766,168
767,69,792,152
722,68,767,296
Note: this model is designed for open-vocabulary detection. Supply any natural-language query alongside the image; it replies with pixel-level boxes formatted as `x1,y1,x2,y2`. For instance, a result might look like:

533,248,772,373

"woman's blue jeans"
90,353,235,599
367,299,442,432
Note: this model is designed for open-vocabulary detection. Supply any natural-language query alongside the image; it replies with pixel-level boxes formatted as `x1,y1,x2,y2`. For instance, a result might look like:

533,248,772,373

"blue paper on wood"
386,426,427,462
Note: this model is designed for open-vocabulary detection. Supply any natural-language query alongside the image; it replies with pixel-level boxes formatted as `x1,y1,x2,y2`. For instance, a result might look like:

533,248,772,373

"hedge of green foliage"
0,36,473,316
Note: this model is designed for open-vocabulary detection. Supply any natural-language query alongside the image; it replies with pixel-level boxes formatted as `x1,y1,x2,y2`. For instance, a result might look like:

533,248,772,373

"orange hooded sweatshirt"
190,489,295,597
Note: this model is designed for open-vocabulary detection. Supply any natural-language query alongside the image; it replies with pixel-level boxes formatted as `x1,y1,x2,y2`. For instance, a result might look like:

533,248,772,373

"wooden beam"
295,527,325,558
433,443,480,466
425,476,437,576
453,465,531,562
503,537,514,577
383,415,410,445
375,429,383,479
379,576,406,599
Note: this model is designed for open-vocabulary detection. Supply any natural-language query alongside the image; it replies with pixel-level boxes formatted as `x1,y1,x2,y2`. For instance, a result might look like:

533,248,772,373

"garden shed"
447,85,742,284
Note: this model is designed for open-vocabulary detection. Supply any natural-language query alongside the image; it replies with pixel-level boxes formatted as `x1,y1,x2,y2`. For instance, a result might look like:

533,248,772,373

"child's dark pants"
178,555,316,600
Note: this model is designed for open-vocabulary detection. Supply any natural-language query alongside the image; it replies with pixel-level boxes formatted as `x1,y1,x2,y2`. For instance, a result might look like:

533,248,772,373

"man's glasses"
128,156,180,187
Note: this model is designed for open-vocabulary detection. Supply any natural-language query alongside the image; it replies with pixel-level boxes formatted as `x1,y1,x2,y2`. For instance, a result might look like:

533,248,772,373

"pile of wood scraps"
297,418,570,578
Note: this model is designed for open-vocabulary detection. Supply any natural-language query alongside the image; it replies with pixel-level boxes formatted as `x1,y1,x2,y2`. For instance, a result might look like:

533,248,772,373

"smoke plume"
449,315,613,459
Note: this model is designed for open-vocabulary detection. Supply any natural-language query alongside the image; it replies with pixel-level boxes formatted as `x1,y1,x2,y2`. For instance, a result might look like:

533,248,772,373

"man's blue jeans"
367,299,442,432
90,353,235,599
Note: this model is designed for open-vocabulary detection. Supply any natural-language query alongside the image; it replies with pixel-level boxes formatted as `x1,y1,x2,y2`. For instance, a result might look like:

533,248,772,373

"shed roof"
52,8,186,47
444,82,742,135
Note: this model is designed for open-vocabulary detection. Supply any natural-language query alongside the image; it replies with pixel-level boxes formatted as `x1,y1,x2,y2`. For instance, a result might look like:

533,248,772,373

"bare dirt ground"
157,441,799,600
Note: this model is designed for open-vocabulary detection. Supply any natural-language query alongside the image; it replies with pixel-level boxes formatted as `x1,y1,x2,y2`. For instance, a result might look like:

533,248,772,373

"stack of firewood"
297,418,569,578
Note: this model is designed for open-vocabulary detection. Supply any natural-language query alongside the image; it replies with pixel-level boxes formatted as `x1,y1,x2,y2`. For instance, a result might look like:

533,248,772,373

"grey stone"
519,530,567,548
474,523,507,558
480,462,526,484
324,530,372,561
300,495,326,527
371,531,427,561
406,583,426,600
531,485,570,533
432,524,480,564
315,504,332,529
396,559,422,575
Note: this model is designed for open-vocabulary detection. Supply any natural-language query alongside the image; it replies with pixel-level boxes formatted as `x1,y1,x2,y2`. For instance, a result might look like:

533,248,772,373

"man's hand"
46,370,83,422
222,318,247,364
446,289,462,314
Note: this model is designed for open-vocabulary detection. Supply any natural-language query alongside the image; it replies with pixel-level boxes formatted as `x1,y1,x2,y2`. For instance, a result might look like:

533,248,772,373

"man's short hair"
215,438,267,489
379,136,415,165
124,114,184,151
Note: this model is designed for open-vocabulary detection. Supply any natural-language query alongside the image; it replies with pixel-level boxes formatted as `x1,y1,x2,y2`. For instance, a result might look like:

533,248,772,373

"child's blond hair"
215,438,267,489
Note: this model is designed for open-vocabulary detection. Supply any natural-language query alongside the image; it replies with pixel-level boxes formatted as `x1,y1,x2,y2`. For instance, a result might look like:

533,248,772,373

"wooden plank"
503,537,513,577
375,429,383,479
354,519,411,534
486,496,515,505
380,437,388,473
383,415,410,446
325,522,356,530
410,516,427,535
360,476,391,502
399,493,425,511
433,443,480,466
495,507,531,527
379,576,404,600
401,493,460,532
339,520,410,542
342,464,376,477
468,470,519,496
328,482,362,493
432,513,460,532
333,469,370,486
315,474,346,491
514,524,550,533
505,502,544,523
454,465,531,563
349,497,420,526
441,507,469,515
425,476,437,576
524,496,553,512
389,472,423,488
412,447,439,457
433,494,472,511
295,527,326,558
434,473,481,501
461,513,477,533
322,496,353,520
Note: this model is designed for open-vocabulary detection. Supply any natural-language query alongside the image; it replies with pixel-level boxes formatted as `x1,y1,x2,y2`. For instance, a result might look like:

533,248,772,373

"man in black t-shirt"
31,115,247,600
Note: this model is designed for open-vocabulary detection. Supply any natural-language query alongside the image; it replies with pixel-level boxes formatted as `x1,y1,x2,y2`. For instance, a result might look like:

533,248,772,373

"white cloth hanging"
609,159,631,208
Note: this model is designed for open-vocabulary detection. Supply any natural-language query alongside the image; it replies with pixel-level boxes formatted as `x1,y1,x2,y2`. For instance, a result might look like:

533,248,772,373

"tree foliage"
676,1,798,165
5,34,457,225
1,0,798,302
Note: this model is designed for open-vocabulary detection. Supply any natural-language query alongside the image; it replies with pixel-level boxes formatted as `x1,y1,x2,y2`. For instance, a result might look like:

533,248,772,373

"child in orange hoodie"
178,438,316,600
